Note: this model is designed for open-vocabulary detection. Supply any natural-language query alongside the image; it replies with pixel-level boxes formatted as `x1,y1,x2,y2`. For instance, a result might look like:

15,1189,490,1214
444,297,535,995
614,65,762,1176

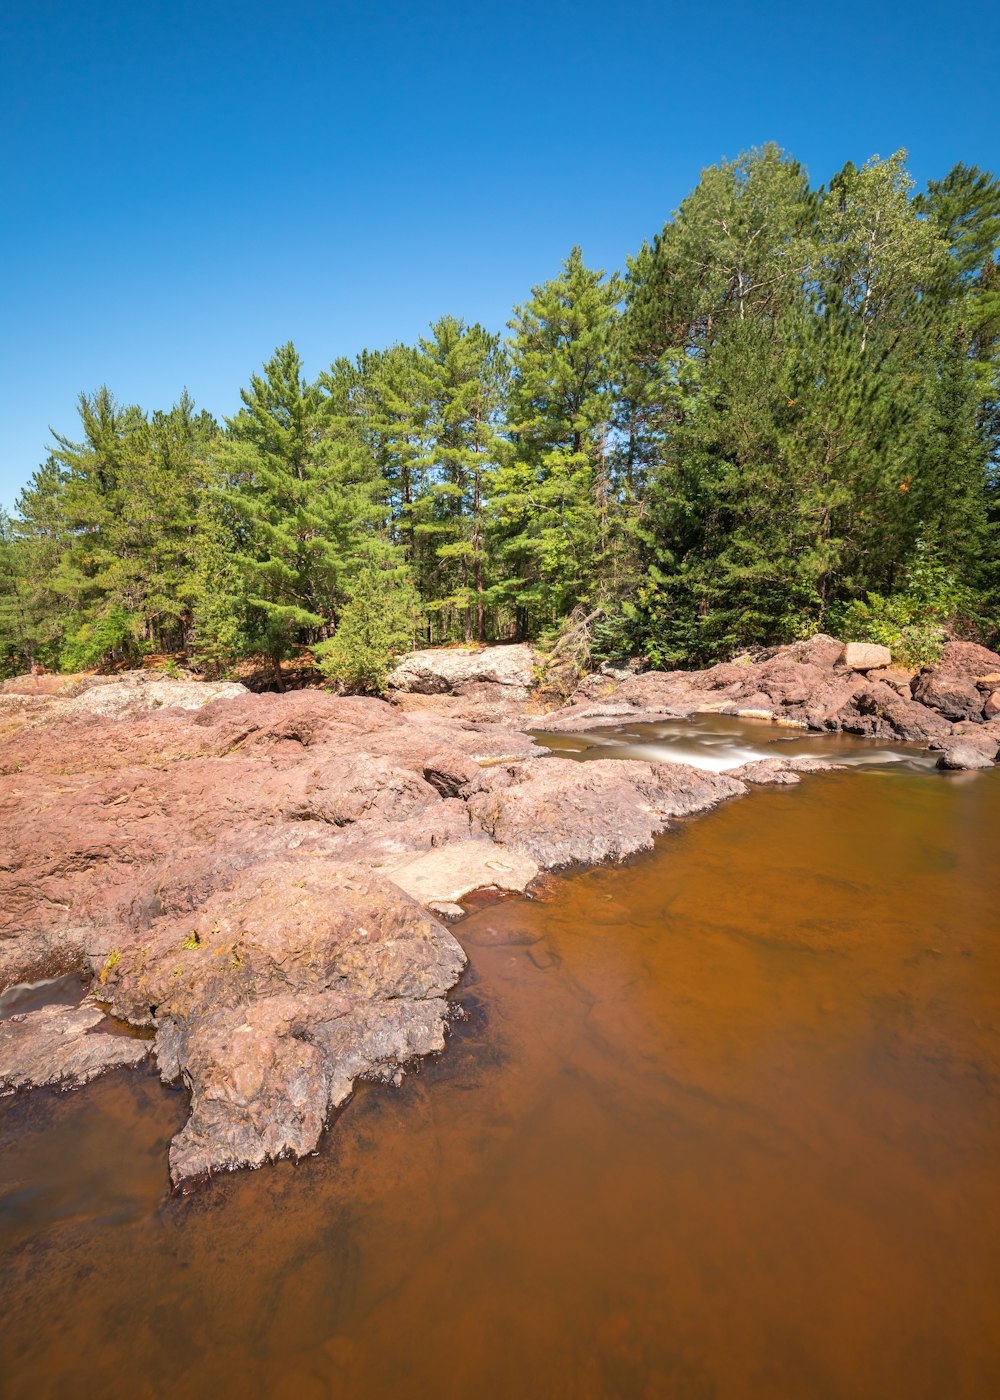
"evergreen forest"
2,147,998,687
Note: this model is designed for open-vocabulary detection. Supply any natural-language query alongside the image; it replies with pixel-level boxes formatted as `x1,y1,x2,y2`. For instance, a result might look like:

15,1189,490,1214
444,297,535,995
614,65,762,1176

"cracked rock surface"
0,1002,150,1093
98,860,466,1183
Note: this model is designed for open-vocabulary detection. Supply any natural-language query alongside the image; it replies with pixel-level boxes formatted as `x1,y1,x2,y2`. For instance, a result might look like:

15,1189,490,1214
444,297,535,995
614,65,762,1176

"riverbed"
1,721,998,1398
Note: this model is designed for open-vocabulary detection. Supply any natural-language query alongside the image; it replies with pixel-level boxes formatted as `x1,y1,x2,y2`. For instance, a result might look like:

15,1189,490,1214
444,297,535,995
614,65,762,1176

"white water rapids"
535,712,938,774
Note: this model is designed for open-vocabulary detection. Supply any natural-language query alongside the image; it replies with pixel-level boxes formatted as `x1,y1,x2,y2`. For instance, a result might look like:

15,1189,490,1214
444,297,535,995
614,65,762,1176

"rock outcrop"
0,1002,150,1093
1,677,745,1182
469,758,743,867
3,630,997,1183
546,634,1000,754
99,861,466,1182
0,686,540,992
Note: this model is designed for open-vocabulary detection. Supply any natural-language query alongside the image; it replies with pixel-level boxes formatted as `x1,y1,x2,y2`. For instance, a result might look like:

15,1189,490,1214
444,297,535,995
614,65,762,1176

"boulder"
913,641,1000,721
863,666,917,698
387,644,538,696
913,672,986,721
934,737,999,771
841,642,892,672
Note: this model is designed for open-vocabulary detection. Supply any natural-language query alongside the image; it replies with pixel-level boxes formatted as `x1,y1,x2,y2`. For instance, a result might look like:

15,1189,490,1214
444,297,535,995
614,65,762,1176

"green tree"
404,316,508,640
218,343,399,684
314,569,419,696
490,247,621,634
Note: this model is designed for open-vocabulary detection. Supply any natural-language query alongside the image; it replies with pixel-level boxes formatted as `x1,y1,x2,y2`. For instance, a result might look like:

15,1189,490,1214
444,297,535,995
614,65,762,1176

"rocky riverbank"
1,633,998,1184
387,634,1000,766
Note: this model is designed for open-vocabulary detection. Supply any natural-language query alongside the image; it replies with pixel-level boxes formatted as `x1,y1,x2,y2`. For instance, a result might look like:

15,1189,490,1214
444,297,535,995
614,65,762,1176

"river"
1,718,998,1399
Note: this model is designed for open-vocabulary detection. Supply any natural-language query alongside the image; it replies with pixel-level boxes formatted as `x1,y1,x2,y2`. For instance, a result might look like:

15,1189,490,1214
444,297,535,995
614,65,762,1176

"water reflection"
0,973,88,1021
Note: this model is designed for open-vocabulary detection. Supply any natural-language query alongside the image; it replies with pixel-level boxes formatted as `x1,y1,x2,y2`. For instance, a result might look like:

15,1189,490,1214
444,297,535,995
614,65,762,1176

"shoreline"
1,634,998,1184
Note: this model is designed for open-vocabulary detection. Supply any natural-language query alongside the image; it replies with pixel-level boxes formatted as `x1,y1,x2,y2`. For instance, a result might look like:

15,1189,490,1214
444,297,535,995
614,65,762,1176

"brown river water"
1,719,999,1399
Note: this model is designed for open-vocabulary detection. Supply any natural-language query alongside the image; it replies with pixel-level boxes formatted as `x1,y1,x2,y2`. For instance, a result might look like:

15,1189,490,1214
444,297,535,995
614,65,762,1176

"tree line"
2,146,998,687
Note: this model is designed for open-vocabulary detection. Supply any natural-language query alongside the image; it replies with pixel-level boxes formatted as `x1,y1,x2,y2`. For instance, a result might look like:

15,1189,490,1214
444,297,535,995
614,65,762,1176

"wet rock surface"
0,1002,150,1093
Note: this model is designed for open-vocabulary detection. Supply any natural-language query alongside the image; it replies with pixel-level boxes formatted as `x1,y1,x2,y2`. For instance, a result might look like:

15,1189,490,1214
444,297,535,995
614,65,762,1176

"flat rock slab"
0,1002,150,1093
385,840,540,907
469,758,745,868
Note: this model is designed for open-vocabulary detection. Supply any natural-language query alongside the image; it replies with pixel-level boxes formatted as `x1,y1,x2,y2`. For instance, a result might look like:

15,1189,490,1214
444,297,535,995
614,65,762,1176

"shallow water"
1,734,999,1399
0,972,89,1021
535,710,937,773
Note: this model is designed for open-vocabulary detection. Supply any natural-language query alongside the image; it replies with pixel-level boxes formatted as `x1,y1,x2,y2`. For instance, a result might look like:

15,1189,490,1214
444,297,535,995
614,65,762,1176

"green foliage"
99,949,120,984
490,247,621,633
3,148,998,684
60,605,141,672
314,570,420,696
831,538,971,666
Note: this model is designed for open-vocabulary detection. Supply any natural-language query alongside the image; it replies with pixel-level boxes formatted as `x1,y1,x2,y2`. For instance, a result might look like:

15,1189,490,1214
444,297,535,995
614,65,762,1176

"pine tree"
404,317,507,640
491,248,621,635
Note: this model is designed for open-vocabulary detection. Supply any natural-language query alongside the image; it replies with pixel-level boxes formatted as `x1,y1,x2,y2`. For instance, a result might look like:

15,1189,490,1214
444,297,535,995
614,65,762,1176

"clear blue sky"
1,0,997,509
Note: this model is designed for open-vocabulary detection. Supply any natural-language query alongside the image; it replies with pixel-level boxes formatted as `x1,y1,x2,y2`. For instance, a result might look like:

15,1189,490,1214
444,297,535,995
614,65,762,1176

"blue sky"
1,0,997,508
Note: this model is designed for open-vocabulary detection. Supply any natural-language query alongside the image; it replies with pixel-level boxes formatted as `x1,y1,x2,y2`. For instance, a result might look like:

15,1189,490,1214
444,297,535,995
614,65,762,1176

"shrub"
831,537,969,668
60,606,140,672
314,571,420,696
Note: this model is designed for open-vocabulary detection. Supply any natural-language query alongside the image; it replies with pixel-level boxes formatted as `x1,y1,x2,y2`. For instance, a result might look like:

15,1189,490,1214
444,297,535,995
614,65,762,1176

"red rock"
912,641,1000,721
0,1002,150,1093
469,757,743,868
100,860,466,1182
